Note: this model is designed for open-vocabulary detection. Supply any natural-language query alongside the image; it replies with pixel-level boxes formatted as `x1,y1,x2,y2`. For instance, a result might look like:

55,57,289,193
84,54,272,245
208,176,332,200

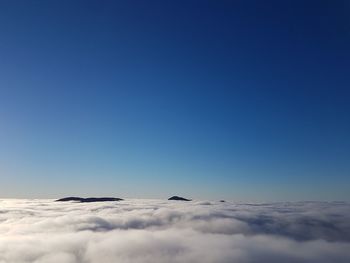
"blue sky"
0,0,349,200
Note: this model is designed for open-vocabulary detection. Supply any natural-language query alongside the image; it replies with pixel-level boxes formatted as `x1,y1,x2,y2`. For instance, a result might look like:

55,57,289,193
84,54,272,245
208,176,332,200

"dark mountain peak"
168,196,191,201
56,197,123,203
55,197,84,202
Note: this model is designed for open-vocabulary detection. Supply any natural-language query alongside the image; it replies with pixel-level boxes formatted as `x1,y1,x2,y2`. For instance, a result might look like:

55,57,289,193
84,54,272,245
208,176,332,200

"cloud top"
0,199,350,263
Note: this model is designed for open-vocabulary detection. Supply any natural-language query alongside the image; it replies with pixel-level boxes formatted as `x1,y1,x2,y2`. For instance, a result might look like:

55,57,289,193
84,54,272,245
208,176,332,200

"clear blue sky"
0,1,349,201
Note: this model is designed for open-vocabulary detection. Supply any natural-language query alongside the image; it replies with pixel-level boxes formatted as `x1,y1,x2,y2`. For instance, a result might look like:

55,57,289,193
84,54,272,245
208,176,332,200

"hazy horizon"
1,195,350,203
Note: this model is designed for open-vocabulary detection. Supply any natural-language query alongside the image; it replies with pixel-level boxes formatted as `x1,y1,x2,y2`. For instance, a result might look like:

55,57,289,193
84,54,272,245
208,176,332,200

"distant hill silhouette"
168,196,191,201
56,197,123,203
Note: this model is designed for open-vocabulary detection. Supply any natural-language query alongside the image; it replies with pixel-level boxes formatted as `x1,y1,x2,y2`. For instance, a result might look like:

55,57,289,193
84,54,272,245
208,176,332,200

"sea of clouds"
0,198,350,263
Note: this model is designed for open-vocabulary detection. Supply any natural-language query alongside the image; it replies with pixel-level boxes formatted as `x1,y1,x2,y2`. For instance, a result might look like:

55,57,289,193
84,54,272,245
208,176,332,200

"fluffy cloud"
0,199,350,263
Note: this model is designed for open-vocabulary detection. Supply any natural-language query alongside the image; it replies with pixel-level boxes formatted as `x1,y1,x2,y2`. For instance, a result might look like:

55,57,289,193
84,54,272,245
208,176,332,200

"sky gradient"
0,0,350,201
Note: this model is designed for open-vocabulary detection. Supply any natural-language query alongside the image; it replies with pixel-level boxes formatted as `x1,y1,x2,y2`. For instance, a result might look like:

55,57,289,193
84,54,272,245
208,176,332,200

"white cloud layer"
0,199,350,263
